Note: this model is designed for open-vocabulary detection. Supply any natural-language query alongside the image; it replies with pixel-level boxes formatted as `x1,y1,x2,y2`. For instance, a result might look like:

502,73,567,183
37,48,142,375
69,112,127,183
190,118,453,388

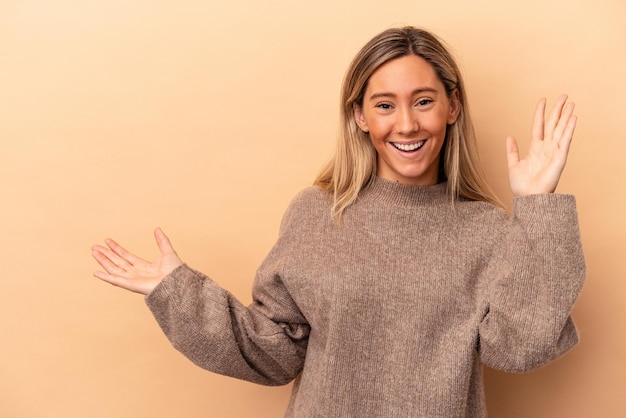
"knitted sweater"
145,177,585,417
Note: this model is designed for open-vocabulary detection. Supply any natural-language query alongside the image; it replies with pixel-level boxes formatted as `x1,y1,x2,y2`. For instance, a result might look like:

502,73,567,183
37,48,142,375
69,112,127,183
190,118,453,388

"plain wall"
1,0,624,416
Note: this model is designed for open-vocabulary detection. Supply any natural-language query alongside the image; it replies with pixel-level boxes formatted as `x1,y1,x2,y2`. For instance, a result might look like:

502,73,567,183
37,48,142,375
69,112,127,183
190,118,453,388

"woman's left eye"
416,99,432,106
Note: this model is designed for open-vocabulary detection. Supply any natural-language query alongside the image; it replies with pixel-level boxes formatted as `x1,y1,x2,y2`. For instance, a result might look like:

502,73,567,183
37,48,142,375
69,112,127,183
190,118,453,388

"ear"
353,103,369,133
447,89,461,125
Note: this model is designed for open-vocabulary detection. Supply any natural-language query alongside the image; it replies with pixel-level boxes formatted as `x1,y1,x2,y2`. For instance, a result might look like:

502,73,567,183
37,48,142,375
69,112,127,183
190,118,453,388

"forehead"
365,55,444,96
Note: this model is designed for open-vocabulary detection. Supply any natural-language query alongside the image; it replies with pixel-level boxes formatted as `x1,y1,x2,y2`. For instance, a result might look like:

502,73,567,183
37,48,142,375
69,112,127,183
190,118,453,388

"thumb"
506,136,520,169
154,227,177,256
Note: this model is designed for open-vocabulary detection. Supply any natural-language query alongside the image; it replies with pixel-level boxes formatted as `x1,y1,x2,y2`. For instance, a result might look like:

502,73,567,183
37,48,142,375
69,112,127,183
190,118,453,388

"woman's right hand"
91,228,183,295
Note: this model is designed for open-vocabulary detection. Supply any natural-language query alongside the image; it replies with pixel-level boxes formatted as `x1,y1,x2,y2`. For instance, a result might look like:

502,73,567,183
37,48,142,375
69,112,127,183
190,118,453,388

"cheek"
364,118,392,141
426,113,451,136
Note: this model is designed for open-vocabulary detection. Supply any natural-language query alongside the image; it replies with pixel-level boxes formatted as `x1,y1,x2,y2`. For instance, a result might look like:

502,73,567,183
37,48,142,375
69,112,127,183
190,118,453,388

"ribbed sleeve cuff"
512,194,578,233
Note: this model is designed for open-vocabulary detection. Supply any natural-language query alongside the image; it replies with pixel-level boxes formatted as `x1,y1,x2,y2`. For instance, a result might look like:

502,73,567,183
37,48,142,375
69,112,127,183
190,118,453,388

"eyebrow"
367,87,439,101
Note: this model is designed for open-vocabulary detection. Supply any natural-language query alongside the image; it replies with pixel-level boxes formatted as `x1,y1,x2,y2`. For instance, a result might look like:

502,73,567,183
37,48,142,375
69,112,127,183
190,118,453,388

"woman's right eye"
376,103,392,110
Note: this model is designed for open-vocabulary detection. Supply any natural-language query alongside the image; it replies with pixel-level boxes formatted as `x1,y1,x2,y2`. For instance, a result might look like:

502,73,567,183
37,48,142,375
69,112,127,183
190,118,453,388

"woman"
92,27,584,417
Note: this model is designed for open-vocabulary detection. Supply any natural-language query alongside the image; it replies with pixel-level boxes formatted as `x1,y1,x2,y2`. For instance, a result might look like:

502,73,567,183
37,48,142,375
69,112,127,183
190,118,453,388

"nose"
395,106,419,135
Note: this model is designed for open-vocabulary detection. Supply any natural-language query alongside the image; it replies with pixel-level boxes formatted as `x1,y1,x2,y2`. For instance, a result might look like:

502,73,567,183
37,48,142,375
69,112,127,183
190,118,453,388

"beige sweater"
146,177,585,417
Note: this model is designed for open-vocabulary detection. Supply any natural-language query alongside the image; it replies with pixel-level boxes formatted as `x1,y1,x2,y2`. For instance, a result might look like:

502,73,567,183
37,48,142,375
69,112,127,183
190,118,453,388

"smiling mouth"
391,140,426,152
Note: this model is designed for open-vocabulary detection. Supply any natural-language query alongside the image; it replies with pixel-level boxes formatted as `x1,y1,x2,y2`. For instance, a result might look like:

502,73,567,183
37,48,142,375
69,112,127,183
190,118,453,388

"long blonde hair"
314,26,501,220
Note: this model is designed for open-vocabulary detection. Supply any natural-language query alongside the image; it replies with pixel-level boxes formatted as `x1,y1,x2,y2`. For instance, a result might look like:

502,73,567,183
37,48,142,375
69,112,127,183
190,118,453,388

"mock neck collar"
359,176,451,208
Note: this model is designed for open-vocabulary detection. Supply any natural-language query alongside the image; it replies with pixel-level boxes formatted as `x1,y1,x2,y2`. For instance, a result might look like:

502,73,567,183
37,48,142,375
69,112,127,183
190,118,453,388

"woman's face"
354,55,459,186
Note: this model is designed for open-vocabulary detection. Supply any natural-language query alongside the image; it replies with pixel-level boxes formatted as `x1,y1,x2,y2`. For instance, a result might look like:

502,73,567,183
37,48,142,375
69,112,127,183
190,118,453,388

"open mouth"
391,140,426,152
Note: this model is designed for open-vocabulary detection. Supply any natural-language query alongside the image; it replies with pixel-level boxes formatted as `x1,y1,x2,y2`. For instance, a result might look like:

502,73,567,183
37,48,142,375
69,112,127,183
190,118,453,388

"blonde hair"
314,26,501,220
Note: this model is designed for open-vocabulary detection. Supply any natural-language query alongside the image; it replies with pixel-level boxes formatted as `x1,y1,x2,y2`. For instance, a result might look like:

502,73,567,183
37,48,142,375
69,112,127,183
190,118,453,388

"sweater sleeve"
144,207,310,386
478,194,585,373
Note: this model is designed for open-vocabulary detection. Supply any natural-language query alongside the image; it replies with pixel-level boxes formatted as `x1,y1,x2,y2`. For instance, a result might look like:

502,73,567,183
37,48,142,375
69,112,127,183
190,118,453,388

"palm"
91,228,183,295
507,95,577,196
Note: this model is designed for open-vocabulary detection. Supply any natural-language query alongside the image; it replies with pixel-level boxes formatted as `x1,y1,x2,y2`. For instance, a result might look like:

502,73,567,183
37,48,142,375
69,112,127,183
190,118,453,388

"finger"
506,136,520,169
95,241,133,270
92,247,129,276
557,115,577,158
553,101,576,142
531,97,547,141
544,94,568,141
154,228,177,256
105,238,146,266
93,270,138,293
93,270,122,286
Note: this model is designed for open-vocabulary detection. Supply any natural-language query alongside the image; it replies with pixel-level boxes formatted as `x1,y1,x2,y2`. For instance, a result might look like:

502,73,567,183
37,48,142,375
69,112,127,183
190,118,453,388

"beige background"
1,0,624,416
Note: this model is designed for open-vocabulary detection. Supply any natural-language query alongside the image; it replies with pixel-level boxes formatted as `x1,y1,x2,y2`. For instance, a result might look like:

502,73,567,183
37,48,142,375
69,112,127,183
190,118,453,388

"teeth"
392,140,425,151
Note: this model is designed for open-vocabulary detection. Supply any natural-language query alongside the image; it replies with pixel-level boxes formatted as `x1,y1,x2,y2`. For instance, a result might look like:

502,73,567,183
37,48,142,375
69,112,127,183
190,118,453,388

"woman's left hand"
506,94,577,196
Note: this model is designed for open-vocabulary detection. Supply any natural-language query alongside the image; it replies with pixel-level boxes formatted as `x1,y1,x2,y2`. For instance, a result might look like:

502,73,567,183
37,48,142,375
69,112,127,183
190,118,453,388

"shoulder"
449,198,513,240
278,186,333,234
286,186,332,214
289,185,331,205
456,198,509,221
